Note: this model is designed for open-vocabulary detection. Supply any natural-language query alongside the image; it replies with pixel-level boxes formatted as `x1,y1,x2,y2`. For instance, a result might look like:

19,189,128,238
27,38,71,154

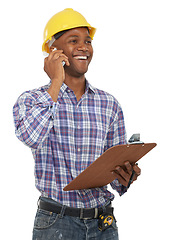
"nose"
77,42,88,51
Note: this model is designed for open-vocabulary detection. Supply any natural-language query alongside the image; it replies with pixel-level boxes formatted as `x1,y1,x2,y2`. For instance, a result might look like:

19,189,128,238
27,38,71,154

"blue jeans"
32,198,119,240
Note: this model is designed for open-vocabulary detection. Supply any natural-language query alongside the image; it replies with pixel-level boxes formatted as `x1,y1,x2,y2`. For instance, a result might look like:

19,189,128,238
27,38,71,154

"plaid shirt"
13,80,127,208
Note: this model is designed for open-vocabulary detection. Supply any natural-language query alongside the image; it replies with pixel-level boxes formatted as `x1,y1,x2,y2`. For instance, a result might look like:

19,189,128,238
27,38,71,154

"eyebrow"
68,35,92,40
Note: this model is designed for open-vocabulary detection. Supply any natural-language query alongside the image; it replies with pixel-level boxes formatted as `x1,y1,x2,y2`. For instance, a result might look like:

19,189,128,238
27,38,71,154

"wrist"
50,78,63,88
47,80,62,102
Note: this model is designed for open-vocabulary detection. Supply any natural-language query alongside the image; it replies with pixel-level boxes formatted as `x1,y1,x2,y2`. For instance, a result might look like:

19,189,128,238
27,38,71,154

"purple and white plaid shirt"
13,80,127,208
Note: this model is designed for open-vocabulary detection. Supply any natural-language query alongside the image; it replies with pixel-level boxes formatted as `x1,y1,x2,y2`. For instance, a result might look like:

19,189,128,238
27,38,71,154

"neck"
64,73,86,101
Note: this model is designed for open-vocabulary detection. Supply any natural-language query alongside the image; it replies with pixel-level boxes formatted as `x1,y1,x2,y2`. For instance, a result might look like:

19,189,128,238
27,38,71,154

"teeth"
74,56,87,60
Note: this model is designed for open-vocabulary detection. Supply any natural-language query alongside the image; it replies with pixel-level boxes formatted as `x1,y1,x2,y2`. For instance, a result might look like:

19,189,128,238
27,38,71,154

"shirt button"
67,89,70,93
77,148,81,152
77,125,80,129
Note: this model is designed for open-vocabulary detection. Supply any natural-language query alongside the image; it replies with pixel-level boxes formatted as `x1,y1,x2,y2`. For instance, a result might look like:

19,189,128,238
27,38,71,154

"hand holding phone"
52,48,65,66
45,48,70,102
44,47,69,82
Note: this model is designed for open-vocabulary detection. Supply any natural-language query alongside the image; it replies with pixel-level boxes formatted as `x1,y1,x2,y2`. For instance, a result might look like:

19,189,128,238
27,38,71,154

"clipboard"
63,143,157,191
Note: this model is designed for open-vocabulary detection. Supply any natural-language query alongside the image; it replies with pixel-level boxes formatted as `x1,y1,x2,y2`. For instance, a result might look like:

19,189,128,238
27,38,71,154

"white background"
1,0,174,239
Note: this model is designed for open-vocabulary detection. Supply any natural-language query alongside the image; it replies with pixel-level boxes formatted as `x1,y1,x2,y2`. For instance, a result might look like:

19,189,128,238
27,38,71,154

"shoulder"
16,83,51,103
93,86,122,111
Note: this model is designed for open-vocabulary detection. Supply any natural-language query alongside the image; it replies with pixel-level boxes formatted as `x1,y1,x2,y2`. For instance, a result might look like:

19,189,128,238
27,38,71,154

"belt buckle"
80,208,90,220
80,208,98,220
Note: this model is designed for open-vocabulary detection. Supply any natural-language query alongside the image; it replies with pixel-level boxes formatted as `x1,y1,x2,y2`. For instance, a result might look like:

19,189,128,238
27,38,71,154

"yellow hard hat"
42,8,96,53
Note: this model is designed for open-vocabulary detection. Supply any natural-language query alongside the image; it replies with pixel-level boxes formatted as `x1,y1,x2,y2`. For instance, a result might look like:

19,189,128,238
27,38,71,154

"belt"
38,199,113,220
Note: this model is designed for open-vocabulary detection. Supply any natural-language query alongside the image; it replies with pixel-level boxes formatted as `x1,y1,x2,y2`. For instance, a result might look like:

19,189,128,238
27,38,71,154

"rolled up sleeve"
13,90,56,149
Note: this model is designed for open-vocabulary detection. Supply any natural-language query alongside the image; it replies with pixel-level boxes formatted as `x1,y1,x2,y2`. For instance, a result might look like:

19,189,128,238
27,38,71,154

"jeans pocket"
34,209,58,229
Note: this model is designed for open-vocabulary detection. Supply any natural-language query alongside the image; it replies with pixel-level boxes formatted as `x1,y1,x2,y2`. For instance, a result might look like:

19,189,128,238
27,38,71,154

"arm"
104,103,127,152
113,161,141,189
105,104,141,194
13,90,55,149
13,48,70,149
104,102,128,195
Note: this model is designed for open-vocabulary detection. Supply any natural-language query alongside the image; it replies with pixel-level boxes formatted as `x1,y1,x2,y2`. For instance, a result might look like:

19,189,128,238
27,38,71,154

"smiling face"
51,27,93,78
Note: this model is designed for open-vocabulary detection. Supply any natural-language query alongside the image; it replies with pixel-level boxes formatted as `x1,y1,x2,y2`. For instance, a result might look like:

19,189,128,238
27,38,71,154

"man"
13,8,141,240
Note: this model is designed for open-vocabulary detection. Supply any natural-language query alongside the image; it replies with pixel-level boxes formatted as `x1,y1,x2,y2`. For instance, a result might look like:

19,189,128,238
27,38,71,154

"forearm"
13,91,55,149
16,106,53,149
47,78,62,102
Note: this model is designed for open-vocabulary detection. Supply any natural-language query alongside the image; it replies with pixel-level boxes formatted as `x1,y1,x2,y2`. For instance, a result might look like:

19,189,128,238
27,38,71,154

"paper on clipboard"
63,143,157,191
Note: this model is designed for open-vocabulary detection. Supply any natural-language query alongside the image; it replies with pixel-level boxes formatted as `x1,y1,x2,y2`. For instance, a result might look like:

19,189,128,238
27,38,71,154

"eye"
70,39,77,44
86,40,92,45
85,39,92,45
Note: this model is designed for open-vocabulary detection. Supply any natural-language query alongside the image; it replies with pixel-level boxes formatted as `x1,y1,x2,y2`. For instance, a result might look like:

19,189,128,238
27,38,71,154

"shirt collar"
59,79,96,96
85,80,96,95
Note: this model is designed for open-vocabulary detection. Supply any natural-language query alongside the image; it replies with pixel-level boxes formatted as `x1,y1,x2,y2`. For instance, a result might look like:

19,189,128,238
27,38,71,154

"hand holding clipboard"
64,136,157,191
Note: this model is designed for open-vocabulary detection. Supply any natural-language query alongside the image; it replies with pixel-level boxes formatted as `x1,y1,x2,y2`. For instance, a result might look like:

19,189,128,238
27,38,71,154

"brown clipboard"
63,143,157,191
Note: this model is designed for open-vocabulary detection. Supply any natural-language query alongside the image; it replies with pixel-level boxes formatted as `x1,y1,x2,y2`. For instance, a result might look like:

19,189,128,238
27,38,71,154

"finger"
124,161,133,174
52,53,69,61
114,166,130,182
48,49,63,61
133,164,141,176
112,172,128,186
47,52,70,67
55,55,70,66
63,58,70,66
133,174,138,181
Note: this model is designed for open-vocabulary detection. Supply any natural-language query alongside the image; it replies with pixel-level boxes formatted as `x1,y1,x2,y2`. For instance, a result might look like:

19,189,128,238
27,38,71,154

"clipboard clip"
128,134,144,145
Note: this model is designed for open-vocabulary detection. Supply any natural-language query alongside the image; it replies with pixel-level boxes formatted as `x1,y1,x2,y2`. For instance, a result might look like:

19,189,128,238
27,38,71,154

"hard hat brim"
42,25,96,53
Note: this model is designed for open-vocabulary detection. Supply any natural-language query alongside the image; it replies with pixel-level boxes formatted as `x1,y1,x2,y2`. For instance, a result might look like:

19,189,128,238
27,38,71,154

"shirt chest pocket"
89,121,107,142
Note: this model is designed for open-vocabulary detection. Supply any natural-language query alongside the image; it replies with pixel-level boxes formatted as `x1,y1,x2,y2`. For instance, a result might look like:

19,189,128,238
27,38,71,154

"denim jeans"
32,198,119,240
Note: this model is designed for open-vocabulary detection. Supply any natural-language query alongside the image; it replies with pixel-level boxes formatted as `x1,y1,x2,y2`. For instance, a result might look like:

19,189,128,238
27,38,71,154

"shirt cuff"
34,91,58,119
35,91,55,107
49,102,57,119
110,179,128,196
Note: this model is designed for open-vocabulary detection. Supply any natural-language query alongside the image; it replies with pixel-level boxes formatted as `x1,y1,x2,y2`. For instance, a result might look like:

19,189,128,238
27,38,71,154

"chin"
66,65,89,77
